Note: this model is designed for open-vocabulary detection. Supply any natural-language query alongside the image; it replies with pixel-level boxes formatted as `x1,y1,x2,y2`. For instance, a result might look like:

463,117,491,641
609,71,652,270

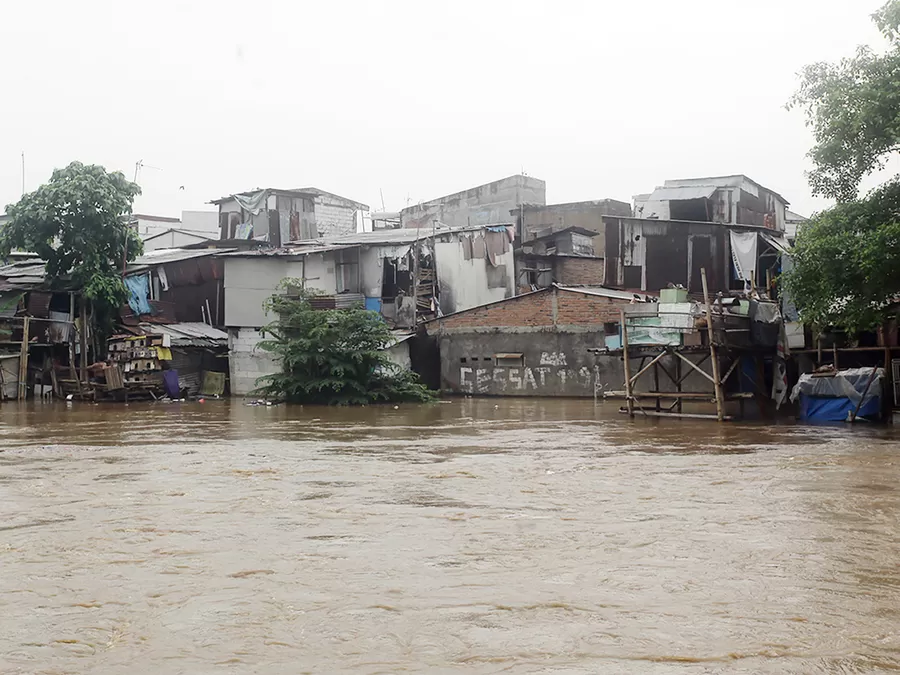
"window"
494,353,524,368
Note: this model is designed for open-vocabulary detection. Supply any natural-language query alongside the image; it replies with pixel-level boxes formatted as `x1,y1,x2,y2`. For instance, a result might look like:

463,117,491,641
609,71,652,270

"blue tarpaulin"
365,297,382,313
799,395,881,423
125,274,152,315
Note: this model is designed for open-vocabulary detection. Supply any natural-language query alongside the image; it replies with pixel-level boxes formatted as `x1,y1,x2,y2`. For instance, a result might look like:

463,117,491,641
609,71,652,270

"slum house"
118,248,233,397
602,215,791,298
425,284,658,397
221,225,517,395
401,174,546,234
515,226,606,293
211,187,369,245
0,255,92,400
633,175,789,231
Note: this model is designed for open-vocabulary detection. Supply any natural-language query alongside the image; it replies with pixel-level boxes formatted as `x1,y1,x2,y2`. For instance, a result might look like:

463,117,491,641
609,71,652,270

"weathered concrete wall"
555,257,606,286
435,234,514,315
224,256,338,327
439,330,621,397
521,200,632,254
401,175,545,229
229,327,279,396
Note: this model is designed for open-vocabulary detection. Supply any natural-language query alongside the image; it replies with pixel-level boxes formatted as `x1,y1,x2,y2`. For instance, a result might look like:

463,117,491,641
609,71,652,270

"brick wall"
556,257,605,286
315,200,357,238
428,286,632,332
228,327,280,396
432,289,554,330
555,290,626,326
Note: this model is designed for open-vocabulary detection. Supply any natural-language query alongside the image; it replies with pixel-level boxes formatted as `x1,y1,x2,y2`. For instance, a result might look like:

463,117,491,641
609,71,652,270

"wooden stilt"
18,317,30,401
701,268,725,422
620,309,634,418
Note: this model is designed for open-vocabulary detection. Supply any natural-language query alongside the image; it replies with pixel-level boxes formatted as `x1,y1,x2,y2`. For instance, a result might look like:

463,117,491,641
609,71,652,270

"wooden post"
620,309,634,418
18,316,30,401
833,345,839,371
80,299,89,386
653,362,661,411
700,268,725,422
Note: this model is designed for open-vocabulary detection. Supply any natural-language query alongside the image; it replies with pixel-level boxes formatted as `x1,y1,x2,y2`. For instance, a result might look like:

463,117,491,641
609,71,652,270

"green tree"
790,1,900,201
783,1,900,333
254,285,434,405
782,179,900,333
1,161,142,335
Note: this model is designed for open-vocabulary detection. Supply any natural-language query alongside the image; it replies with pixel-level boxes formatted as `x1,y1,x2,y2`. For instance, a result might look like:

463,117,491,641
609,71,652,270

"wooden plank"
18,317,29,401
629,349,668,386
617,408,734,421
604,390,753,400
673,350,716,384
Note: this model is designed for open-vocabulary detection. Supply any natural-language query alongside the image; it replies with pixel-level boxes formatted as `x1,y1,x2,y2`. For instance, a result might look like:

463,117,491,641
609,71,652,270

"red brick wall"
555,290,629,326
431,290,554,330
556,258,605,286
428,287,633,332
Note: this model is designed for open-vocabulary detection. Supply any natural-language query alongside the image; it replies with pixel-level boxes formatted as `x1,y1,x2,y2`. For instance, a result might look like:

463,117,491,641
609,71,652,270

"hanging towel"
729,231,758,284
472,235,486,259
235,222,253,240
162,370,181,398
124,275,152,315
462,235,473,261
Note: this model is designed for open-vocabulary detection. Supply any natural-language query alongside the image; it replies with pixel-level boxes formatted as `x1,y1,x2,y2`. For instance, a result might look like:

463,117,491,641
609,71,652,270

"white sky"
0,0,891,219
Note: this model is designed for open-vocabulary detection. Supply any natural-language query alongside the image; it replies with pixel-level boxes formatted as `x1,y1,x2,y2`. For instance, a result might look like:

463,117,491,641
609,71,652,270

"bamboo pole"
701,268,725,422
18,316,29,401
620,309,634,417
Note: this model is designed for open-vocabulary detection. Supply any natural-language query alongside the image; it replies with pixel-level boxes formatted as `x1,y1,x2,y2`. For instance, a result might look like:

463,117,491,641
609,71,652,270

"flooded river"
1,399,899,673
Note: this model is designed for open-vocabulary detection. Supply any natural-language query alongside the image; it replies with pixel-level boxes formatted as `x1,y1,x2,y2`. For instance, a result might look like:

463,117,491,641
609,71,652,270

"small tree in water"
254,285,434,405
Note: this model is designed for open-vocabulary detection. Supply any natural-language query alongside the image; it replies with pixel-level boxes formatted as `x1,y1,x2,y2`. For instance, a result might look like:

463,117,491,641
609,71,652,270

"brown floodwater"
1,399,899,674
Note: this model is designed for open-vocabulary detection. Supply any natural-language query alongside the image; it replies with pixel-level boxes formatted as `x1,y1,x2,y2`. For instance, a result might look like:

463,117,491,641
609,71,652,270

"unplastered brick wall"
431,290,555,330
556,257,605,286
315,201,356,238
555,290,627,326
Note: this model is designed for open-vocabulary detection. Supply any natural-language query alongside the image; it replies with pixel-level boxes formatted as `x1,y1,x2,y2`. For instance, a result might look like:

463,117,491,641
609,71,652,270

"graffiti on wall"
458,365,607,396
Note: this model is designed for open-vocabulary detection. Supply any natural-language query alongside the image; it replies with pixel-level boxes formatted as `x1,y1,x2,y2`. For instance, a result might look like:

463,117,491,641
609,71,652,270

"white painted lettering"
535,367,551,386
476,369,491,393
523,367,538,389
508,368,523,390
492,368,506,389
540,352,567,366
460,367,474,393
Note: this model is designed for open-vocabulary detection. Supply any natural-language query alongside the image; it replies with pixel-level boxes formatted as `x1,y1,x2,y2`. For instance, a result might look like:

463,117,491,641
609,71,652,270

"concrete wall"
521,200,632,253
435,231,515,315
229,327,279,396
180,210,219,236
401,175,545,229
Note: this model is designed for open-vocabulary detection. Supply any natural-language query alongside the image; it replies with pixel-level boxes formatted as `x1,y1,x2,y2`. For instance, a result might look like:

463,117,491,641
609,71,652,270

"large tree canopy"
783,180,900,333
1,161,142,329
790,0,900,201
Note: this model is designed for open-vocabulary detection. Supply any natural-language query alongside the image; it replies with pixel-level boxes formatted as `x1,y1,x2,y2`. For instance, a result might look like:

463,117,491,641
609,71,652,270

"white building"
132,210,219,242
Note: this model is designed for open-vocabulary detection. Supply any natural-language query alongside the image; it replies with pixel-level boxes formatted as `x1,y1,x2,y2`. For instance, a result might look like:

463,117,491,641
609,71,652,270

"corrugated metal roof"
129,247,235,270
556,285,655,302
648,185,718,202
217,244,359,258
138,322,228,347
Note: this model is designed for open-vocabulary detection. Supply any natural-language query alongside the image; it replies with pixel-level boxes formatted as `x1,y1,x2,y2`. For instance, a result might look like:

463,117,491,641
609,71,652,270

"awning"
760,232,792,255
648,185,718,202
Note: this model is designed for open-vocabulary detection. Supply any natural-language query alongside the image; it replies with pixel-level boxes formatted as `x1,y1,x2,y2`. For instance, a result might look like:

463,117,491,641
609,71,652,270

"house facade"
515,226,606,292
517,199,632,246
212,187,368,246
633,175,788,232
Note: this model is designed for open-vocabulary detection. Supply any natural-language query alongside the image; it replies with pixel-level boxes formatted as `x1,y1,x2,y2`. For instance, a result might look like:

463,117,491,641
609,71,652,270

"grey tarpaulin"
790,367,884,409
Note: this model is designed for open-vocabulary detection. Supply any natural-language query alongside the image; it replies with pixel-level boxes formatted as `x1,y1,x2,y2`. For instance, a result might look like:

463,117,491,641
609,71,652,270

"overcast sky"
0,0,891,219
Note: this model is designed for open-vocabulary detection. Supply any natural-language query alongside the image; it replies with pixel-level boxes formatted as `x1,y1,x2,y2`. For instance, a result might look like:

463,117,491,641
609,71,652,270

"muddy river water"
1,399,899,674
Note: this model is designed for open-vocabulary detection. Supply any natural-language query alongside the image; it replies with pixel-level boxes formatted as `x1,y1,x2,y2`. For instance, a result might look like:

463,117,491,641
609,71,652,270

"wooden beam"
618,408,734,421
18,317,30,401
701,268,725,421
620,309,634,417
673,350,716,384
629,349,669,386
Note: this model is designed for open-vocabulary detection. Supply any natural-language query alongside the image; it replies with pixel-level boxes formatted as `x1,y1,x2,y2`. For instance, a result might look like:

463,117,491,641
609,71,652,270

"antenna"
133,159,163,185
380,188,386,211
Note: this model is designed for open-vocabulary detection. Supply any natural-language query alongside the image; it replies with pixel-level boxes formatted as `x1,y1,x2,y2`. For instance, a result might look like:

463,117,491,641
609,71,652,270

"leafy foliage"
1,162,142,333
789,0,900,201
782,179,900,333
254,286,435,405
